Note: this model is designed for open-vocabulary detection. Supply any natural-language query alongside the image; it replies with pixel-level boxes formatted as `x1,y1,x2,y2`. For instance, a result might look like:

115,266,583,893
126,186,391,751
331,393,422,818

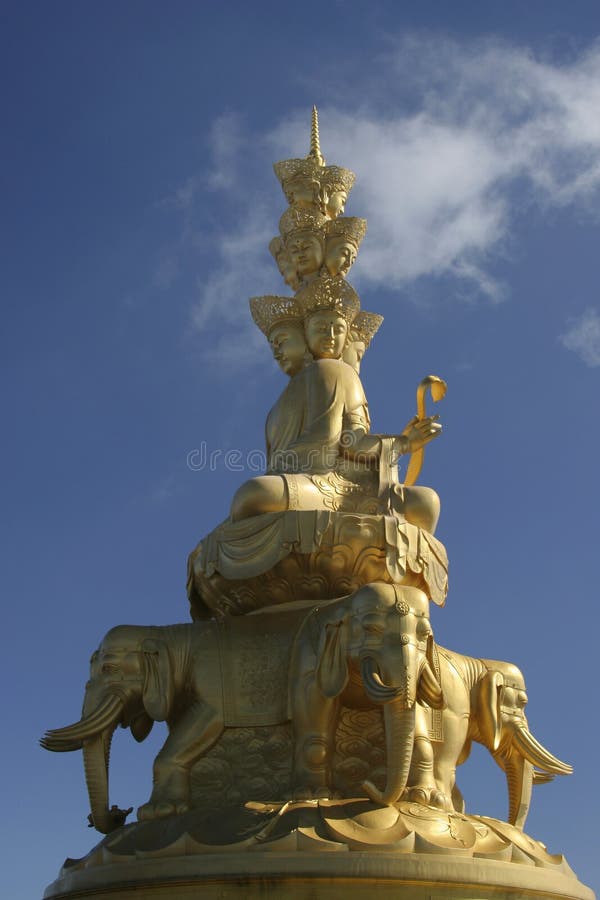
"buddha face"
326,188,348,218
274,249,300,291
286,231,324,279
305,310,348,360
342,336,366,372
268,322,307,376
325,235,358,277
285,175,319,208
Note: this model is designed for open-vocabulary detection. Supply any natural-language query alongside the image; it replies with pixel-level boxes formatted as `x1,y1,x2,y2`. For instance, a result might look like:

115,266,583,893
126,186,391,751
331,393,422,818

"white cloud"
560,308,600,367
190,205,276,333
266,39,600,299
175,37,600,362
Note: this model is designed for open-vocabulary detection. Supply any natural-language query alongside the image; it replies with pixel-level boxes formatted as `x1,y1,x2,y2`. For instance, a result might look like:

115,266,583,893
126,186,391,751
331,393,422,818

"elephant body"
42,584,443,832
407,645,572,828
42,610,306,832
42,585,570,836
290,583,444,803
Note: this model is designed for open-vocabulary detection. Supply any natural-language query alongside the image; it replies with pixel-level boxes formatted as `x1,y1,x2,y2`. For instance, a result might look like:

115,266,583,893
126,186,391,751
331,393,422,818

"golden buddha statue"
42,110,591,900
241,277,441,532
187,108,448,616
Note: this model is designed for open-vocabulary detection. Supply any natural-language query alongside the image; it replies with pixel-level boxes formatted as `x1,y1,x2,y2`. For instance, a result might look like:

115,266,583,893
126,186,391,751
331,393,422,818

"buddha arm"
342,432,409,461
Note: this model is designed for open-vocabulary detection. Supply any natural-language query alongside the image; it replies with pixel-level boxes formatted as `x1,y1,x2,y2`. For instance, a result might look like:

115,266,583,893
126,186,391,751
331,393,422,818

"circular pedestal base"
44,852,594,900
43,801,594,900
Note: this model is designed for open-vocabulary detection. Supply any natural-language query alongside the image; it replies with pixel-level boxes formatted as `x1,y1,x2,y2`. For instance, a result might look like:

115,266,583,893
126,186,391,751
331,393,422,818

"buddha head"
269,237,300,291
268,321,308,375
342,310,384,373
279,208,327,284
296,275,360,361
319,165,356,219
249,295,307,376
273,158,322,209
305,309,349,360
285,230,325,281
324,218,367,277
284,173,320,208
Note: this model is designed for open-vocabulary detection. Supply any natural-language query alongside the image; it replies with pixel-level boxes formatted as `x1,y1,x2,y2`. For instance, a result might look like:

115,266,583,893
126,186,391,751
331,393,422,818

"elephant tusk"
41,695,124,752
418,659,445,709
533,770,555,785
40,735,84,752
511,726,573,776
361,657,403,704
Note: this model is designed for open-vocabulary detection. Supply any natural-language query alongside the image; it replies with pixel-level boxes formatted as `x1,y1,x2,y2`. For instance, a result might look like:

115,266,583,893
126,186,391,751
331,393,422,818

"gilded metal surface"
42,108,589,900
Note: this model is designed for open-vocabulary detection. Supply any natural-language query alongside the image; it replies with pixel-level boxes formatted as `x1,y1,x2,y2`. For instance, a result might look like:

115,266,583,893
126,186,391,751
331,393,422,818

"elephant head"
471,659,573,829
316,584,444,806
41,625,177,833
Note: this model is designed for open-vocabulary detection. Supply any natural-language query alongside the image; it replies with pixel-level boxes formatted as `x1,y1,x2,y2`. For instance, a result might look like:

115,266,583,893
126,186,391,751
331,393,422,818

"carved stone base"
43,801,595,900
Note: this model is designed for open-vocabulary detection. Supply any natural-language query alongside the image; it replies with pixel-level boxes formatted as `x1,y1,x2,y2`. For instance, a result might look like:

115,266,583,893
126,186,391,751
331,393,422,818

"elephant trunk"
511,724,573,776
40,695,124,752
362,702,416,804
82,727,115,834
82,724,132,834
502,754,534,829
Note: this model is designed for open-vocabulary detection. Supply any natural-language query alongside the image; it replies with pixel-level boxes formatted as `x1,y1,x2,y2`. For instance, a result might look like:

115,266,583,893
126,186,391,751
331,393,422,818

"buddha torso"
266,358,370,475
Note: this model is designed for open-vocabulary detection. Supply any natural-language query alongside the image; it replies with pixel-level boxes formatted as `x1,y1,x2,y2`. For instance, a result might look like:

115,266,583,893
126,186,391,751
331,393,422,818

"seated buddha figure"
233,277,441,531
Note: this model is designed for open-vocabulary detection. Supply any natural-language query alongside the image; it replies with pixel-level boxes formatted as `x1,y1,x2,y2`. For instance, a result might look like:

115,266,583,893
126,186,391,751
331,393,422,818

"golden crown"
320,164,356,195
249,295,303,337
295,276,360,324
351,311,384,346
279,207,327,239
325,216,367,247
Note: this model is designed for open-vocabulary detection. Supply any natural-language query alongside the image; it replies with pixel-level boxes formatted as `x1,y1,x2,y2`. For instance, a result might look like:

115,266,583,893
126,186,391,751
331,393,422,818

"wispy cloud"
560,308,600,367
169,37,600,364
206,112,245,191
268,38,600,300
190,206,276,333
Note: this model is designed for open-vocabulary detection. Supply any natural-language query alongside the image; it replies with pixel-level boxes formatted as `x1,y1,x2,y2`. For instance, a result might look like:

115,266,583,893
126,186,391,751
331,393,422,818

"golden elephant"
407,646,573,829
41,584,443,833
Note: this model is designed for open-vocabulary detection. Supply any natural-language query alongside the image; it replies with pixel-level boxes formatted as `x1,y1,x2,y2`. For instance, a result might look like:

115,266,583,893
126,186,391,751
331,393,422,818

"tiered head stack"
252,108,381,364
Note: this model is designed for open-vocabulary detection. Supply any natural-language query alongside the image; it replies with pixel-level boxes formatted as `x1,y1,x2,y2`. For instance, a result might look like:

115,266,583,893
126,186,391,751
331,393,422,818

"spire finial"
309,105,325,167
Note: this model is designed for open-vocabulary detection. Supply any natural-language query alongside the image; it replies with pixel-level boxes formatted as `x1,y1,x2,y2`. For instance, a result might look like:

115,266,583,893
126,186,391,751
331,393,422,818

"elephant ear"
141,639,174,722
130,711,153,743
477,670,504,752
316,620,349,698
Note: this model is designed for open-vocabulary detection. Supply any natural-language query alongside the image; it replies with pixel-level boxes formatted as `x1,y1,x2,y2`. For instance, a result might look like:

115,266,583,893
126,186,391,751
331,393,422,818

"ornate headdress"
351,311,384,346
249,296,303,337
279,207,327,240
325,216,367,248
273,106,326,191
273,156,322,189
320,165,356,197
251,109,367,330
295,276,360,325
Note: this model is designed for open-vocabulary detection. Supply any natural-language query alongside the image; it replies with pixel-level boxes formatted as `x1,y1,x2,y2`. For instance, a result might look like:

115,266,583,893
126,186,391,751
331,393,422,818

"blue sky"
2,2,600,896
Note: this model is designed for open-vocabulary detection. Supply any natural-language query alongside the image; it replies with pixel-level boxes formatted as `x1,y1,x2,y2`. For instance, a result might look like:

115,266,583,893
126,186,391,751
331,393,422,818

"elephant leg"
292,673,339,799
406,705,451,809
431,711,468,812
138,702,223,821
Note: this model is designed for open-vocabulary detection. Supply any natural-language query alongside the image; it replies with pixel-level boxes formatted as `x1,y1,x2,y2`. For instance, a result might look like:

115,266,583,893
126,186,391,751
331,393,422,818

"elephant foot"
137,799,190,821
404,786,450,810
